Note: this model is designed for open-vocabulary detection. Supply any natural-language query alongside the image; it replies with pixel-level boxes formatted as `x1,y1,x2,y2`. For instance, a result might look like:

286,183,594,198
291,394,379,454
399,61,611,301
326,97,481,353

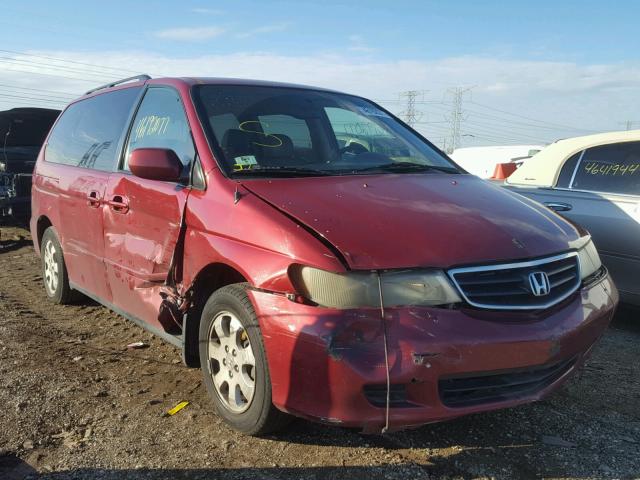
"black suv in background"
1,107,60,223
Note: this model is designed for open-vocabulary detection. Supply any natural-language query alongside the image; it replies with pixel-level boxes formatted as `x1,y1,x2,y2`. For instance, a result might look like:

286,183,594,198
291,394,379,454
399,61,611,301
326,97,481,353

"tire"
40,227,76,304
198,283,290,435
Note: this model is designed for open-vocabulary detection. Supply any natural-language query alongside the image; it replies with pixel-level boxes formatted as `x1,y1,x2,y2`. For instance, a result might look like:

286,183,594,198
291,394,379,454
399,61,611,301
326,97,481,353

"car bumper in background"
249,274,618,433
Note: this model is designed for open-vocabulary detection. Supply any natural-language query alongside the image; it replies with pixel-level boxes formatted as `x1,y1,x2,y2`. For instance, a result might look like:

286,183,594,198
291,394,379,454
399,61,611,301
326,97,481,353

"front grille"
439,357,577,408
448,252,580,310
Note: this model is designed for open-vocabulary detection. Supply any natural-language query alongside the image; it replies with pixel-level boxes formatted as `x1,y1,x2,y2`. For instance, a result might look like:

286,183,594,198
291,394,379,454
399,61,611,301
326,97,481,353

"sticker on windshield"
357,106,391,118
233,155,258,170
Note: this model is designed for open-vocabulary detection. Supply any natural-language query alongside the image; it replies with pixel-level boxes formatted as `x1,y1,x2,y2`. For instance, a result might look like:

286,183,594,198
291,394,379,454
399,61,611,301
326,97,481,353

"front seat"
221,129,258,164
260,134,296,166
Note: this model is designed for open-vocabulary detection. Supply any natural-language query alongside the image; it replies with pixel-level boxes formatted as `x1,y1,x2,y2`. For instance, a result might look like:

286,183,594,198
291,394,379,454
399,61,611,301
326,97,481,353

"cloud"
2,50,639,148
190,7,223,15
235,22,289,39
348,35,375,53
153,26,226,41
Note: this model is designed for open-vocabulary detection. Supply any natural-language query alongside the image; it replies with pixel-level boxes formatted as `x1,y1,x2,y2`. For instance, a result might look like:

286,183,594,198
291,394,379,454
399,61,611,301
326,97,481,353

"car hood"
241,173,583,270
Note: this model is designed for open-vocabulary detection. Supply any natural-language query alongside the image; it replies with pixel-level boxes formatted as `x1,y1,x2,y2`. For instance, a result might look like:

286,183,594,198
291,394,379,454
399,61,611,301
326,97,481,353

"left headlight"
577,239,602,280
289,265,462,309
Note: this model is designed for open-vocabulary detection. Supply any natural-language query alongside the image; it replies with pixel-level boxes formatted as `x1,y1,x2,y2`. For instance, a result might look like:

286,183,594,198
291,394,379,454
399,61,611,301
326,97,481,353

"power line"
468,100,597,133
462,121,550,143
0,92,66,106
0,56,121,81
462,129,546,144
0,64,116,84
0,49,163,77
0,83,77,97
464,108,586,133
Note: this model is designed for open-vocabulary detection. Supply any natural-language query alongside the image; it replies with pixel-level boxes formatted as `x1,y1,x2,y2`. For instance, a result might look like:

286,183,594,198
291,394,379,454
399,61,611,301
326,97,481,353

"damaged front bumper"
249,273,618,433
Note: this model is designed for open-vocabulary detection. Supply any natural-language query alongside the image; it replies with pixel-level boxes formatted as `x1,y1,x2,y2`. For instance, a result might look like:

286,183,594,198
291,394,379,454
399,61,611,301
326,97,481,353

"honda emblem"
528,271,551,296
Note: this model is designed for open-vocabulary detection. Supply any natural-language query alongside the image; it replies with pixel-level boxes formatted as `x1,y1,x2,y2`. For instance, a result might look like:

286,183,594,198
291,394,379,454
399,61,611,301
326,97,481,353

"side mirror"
129,148,183,182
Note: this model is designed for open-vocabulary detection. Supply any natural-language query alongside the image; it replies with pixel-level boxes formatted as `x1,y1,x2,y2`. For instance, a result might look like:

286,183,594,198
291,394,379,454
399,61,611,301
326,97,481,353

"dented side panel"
102,172,188,329
180,172,346,294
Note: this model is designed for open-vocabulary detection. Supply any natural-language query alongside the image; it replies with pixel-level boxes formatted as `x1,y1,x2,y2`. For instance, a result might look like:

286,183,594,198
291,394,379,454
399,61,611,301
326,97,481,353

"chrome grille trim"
447,252,581,310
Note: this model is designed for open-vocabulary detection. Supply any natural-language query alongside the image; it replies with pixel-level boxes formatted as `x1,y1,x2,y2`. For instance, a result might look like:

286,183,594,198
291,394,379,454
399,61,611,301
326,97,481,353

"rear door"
102,86,195,329
42,87,141,301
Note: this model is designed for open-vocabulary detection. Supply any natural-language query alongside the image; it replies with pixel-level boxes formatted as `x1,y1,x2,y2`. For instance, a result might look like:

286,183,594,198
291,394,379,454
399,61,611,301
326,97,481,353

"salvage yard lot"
0,226,638,480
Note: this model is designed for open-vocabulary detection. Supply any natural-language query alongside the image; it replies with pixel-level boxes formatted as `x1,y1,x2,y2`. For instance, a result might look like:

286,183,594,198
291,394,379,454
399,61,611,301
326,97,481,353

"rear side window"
571,141,640,195
46,87,141,171
123,87,195,172
556,151,582,188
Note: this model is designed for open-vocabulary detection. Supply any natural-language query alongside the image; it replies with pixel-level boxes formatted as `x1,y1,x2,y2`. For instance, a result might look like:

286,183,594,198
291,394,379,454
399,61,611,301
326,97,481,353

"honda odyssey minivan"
31,75,618,435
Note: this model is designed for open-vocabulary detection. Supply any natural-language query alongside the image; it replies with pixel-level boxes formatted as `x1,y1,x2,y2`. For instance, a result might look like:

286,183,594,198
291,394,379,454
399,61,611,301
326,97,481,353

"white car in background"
505,130,640,307
450,145,543,178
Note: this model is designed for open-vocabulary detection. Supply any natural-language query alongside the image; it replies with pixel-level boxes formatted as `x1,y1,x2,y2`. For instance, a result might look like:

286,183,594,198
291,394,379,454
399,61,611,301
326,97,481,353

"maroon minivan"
31,75,618,434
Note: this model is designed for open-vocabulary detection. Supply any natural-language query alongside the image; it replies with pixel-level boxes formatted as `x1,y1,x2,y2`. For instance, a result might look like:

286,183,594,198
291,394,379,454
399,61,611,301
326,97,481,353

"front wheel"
198,283,290,435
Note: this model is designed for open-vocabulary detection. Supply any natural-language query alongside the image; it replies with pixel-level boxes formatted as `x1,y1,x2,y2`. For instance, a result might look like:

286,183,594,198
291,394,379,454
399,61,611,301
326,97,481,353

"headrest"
221,129,256,158
261,134,295,160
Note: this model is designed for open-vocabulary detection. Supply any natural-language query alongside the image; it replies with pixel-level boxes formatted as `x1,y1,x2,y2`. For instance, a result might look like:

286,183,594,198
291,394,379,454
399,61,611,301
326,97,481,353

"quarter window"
124,87,195,173
556,151,582,188
46,87,141,171
571,142,640,195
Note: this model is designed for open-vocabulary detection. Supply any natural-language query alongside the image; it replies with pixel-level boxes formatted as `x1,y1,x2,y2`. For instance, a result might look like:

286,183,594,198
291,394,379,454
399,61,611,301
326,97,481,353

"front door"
102,86,196,329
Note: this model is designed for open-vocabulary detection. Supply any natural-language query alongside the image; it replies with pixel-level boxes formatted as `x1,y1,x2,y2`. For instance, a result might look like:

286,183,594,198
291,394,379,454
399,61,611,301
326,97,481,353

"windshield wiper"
232,166,331,177
345,162,459,174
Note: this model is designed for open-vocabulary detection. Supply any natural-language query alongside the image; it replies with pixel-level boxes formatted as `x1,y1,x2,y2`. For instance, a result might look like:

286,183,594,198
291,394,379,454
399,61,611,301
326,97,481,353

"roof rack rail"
85,74,151,95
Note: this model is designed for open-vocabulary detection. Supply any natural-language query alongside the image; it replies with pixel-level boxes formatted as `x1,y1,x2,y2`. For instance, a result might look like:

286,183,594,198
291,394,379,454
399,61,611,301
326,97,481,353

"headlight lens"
577,239,602,280
289,266,461,309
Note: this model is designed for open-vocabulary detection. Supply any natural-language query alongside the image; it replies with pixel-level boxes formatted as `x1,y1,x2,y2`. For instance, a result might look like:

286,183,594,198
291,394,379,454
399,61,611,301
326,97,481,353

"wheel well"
183,263,248,367
36,216,53,251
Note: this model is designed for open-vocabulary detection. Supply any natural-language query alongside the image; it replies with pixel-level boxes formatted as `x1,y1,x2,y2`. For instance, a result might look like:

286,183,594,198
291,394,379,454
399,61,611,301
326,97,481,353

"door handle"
108,195,129,214
544,201,573,212
87,190,101,208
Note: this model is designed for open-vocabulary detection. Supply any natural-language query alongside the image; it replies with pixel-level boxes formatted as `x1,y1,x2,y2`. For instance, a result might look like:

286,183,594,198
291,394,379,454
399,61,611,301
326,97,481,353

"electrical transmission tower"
399,90,425,126
446,86,473,154
619,120,640,131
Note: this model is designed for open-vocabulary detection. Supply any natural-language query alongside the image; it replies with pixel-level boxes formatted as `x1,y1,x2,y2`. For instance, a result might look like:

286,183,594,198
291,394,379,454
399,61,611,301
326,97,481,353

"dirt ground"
0,226,638,480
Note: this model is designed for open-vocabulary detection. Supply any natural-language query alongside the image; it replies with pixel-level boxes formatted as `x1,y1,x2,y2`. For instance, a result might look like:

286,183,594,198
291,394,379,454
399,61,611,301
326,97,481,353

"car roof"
506,129,640,187
81,75,343,101
179,77,341,93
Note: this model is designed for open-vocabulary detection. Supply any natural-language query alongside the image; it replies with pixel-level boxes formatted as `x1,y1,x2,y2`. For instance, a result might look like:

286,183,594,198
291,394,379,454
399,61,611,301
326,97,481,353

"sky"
1,0,639,150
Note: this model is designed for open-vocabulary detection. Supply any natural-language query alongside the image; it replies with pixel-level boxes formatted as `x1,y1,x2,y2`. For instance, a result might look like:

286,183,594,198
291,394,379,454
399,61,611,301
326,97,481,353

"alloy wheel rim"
207,310,256,413
43,239,59,295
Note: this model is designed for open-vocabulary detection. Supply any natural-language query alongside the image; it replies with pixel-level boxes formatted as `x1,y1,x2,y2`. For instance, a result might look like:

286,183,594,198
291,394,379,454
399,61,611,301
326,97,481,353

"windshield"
193,85,460,177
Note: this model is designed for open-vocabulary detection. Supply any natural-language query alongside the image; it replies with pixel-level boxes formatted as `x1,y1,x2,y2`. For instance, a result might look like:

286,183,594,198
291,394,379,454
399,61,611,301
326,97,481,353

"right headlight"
577,239,602,280
289,265,461,309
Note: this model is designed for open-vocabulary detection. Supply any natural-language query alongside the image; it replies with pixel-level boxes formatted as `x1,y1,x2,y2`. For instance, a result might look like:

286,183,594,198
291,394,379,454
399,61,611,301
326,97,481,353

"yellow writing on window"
238,121,283,148
134,115,170,141
583,161,639,176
